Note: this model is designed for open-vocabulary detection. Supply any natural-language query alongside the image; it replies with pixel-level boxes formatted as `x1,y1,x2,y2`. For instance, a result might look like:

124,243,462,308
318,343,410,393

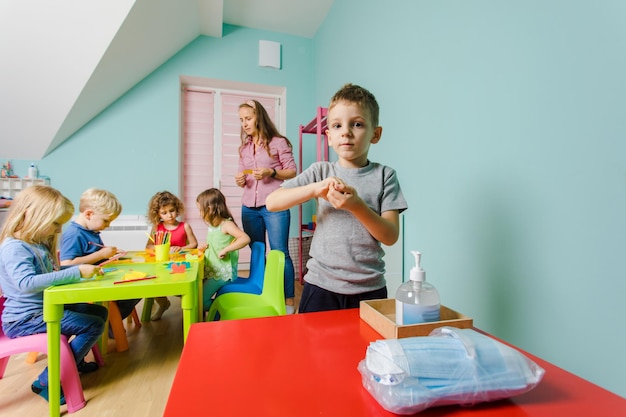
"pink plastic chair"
0,296,100,413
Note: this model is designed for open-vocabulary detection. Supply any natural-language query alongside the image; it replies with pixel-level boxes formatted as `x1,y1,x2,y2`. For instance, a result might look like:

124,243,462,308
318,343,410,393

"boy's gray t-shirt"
282,161,408,295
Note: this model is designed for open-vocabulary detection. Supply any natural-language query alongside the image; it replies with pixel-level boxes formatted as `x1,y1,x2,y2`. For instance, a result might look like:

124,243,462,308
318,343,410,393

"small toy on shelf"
1,160,17,178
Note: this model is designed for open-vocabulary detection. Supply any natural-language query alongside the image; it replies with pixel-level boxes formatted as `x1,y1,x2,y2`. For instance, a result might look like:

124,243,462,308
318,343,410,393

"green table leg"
141,298,154,322
180,284,198,343
44,303,64,417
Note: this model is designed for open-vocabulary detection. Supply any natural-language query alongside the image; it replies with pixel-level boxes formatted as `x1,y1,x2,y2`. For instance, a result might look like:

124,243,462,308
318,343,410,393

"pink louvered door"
182,88,279,266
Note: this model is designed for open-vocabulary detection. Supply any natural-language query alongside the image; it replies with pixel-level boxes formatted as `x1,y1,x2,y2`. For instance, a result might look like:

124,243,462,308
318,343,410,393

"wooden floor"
0,279,303,417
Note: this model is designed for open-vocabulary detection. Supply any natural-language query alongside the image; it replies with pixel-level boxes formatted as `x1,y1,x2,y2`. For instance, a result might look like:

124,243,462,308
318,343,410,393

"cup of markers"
153,231,171,262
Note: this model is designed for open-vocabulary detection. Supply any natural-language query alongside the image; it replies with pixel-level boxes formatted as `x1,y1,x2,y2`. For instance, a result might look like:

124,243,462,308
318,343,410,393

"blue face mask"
359,327,545,414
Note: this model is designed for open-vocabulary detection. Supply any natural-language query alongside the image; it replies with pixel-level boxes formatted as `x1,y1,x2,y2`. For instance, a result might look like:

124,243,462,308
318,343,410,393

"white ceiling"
0,0,334,160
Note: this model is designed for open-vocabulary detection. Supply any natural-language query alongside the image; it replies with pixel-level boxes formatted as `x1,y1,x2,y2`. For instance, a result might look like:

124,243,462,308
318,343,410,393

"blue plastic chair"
216,241,266,296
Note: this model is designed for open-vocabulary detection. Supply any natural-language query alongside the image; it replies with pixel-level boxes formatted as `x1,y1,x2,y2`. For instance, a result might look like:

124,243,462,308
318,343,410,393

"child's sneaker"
77,360,99,374
31,380,66,405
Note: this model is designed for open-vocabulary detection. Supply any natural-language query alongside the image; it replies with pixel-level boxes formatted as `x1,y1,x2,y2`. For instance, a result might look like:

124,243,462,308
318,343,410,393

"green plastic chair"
206,249,286,321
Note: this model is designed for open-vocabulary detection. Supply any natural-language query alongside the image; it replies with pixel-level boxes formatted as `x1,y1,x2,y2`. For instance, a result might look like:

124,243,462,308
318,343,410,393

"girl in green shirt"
196,188,250,311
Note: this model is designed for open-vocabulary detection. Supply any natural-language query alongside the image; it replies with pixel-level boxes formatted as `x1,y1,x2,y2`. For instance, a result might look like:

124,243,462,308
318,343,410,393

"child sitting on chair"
0,185,106,404
60,188,140,320
196,188,250,311
145,191,198,320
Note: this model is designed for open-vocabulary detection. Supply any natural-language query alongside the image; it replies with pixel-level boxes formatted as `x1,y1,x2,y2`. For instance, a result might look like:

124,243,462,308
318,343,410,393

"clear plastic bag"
358,326,545,414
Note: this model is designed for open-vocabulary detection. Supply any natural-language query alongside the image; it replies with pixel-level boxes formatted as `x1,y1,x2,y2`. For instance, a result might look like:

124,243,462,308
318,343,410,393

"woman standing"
235,100,297,313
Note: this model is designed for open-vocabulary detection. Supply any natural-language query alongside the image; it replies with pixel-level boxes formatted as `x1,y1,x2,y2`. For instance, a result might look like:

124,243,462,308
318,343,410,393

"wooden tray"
360,298,473,339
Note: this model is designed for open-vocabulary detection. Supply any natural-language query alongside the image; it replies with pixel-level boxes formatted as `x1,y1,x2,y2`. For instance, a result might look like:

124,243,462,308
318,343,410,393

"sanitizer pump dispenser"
395,251,440,325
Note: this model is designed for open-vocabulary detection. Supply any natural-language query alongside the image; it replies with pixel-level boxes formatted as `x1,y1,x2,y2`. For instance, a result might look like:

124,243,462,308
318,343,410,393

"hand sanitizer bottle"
28,163,38,179
395,251,440,325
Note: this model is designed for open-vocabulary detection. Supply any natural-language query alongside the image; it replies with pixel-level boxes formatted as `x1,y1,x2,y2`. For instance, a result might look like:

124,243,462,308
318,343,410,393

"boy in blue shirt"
60,188,140,319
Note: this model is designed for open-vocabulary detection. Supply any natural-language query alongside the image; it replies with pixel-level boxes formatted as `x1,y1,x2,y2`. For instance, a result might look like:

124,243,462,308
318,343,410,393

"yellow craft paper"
123,270,147,281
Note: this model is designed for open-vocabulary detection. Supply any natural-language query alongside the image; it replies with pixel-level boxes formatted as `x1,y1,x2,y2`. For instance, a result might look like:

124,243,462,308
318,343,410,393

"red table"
164,309,626,416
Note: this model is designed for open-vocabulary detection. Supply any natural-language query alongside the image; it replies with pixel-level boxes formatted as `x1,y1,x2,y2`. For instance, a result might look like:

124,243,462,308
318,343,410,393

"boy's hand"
170,246,182,253
198,243,208,252
99,246,117,259
218,249,228,259
327,181,362,211
78,264,102,279
316,176,345,199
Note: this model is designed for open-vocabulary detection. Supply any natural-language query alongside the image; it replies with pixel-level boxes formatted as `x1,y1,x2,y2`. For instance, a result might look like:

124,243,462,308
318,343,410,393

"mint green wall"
6,2,624,398
29,25,315,216
315,0,625,397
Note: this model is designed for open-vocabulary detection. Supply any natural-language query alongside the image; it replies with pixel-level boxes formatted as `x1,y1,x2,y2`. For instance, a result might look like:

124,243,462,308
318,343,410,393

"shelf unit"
296,107,328,283
0,177,50,199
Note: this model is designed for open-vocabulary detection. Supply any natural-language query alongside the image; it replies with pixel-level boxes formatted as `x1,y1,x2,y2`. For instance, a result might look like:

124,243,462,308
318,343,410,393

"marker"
114,275,157,284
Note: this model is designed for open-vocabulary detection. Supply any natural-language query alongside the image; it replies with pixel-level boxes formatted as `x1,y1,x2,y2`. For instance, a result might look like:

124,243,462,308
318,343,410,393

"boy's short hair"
328,83,380,127
79,188,122,217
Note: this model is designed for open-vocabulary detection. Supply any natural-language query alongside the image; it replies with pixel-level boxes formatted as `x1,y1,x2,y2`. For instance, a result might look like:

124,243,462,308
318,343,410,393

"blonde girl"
196,188,250,311
0,185,106,404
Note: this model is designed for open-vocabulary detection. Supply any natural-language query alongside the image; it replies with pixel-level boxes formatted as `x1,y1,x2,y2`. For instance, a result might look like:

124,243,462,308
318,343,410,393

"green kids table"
44,258,201,416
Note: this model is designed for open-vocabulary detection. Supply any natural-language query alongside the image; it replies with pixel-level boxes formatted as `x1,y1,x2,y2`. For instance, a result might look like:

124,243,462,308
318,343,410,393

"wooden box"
359,298,473,339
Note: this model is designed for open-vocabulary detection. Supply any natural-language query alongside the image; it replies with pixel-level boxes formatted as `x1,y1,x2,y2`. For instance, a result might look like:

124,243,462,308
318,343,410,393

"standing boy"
266,83,408,313
60,188,140,319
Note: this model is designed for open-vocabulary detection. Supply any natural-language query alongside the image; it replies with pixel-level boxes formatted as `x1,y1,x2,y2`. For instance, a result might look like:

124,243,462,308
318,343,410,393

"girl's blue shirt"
0,237,81,324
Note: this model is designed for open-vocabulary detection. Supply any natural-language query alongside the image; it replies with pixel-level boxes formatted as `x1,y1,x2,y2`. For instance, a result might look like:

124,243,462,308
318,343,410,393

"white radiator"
98,215,150,251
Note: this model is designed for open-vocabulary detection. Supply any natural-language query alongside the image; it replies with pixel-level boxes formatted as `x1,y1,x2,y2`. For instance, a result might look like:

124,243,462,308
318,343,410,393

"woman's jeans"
241,205,295,299
3,303,107,385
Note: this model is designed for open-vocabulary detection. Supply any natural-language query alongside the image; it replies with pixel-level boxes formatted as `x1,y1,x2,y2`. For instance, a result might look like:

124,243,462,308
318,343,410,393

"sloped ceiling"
0,0,333,160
